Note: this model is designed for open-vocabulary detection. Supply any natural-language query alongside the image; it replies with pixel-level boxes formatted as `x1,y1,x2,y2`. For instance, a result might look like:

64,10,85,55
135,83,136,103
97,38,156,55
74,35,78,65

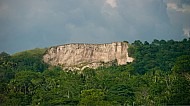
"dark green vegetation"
0,39,190,105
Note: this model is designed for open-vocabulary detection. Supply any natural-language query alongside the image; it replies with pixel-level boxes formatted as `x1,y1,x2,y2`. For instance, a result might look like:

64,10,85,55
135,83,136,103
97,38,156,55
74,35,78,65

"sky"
0,0,190,54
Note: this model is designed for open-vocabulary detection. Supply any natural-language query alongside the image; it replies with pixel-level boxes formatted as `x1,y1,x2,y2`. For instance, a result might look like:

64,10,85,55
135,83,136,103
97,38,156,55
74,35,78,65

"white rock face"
43,42,134,70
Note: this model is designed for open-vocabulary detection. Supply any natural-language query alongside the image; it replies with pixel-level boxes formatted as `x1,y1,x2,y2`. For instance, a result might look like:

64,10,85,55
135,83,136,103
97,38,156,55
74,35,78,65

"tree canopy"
0,39,190,105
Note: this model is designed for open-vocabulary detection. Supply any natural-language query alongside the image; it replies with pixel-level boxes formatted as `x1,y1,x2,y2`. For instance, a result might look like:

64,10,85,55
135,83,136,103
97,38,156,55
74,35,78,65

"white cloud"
166,1,190,37
183,28,190,37
167,2,190,12
106,0,117,8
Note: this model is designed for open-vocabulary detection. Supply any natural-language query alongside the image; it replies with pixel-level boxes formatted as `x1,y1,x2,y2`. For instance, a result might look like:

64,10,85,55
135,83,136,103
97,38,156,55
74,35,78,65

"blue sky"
0,0,190,54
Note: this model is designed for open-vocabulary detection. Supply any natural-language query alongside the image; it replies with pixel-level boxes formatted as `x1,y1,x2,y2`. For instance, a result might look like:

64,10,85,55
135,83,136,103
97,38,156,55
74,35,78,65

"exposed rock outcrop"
43,42,134,70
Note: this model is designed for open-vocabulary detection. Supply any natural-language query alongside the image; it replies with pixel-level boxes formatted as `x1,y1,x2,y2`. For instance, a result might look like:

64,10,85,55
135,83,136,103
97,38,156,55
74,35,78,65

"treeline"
0,39,190,105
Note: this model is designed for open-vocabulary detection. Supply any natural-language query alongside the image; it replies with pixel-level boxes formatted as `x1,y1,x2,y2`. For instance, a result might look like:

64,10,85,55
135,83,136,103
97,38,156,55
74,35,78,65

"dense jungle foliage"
0,39,190,105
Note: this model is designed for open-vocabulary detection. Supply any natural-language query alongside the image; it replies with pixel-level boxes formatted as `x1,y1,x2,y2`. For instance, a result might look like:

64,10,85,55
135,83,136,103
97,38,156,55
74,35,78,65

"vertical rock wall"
43,42,133,70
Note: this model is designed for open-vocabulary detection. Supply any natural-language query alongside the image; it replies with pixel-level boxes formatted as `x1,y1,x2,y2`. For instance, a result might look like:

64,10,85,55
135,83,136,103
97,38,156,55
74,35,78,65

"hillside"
0,39,190,105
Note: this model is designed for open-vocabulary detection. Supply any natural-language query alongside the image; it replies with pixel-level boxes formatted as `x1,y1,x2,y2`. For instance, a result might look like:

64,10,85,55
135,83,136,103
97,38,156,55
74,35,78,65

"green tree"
167,76,190,105
79,89,111,106
172,55,190,74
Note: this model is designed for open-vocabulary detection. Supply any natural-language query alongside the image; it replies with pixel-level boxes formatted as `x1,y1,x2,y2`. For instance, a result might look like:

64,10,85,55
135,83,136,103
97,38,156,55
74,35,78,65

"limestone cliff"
43,42,134,70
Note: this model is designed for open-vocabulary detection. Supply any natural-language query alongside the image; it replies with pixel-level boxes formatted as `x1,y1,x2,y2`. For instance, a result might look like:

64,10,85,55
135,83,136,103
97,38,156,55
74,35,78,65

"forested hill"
0,39,190,105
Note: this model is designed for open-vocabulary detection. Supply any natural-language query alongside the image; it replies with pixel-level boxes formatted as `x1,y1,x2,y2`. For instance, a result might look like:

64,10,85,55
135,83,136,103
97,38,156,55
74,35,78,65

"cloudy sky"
0,0,190,54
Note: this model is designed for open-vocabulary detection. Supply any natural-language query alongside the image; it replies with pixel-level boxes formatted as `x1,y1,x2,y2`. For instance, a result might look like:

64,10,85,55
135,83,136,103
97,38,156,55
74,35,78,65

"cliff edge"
43,42,134,70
